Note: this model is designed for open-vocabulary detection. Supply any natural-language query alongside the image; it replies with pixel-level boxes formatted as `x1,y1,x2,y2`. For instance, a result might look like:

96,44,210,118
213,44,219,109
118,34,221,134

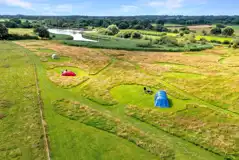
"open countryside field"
8,28,35,36
0,42,46,159
4,39,237,160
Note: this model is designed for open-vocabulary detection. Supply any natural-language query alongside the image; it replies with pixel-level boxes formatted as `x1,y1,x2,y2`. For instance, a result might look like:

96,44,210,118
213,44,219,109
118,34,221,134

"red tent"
62,71,76,76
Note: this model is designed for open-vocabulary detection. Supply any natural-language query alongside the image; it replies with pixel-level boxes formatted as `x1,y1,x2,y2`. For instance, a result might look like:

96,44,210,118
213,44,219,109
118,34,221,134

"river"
48,29,97,42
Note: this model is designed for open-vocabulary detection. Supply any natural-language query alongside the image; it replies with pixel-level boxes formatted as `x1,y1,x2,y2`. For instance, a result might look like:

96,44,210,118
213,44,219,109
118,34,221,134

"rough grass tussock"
53,99,175,160
126,105,239,158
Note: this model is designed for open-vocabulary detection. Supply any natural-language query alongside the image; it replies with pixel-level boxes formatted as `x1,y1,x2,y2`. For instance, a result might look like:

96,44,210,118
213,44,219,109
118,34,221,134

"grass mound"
47,67,89,88
126,105,239,158
53,99,175,160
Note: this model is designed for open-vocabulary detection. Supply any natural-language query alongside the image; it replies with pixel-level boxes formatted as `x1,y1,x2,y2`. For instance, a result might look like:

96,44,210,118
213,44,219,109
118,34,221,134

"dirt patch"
0,100,13,108
0,113,5,119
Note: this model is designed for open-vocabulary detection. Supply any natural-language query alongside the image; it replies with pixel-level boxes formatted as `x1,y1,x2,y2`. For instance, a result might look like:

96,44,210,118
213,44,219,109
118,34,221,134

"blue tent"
155,90,170,108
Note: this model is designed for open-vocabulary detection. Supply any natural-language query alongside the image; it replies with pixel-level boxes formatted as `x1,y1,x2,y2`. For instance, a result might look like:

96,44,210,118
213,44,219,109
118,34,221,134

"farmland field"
8,28,35,36
3,39,236,160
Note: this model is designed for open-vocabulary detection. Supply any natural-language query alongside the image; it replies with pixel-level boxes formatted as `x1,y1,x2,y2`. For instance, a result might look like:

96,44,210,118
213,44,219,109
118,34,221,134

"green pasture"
8,28,35,36
195,35,233,42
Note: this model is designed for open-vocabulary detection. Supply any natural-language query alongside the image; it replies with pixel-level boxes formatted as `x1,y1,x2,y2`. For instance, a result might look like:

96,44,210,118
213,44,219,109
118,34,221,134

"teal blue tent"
155,90,170,108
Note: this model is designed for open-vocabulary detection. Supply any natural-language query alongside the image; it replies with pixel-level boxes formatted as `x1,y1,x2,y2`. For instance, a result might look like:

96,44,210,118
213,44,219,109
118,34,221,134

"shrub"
222,40,231,44
159,36,179,46
180,26,189,31
173,29,179,33
7,34,39,40
210,39,222,44
136,41,152,48
216,23,226,28
179,32,184,37
131,31,142,39
222,27,235,36
107,24,119,35
202,30,208,35
116,31,132,38
153,38,160,44
210,27,222,35
0,24,8,40
183,30,190,34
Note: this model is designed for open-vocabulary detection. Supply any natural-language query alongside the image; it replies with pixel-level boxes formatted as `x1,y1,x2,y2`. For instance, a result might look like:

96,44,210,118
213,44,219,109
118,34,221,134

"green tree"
35,26,49,38
155,24,168,32
155,19,165,25
10,18,21,24
107,24,119,35
21,21,32,28
222,27,234,36
5,21,18,28
210,27,222,35
118,22,129,29
0,24,8,40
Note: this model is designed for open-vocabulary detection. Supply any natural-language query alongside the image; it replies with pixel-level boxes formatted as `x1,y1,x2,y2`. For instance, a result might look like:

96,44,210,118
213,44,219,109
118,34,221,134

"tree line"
1,15,239,29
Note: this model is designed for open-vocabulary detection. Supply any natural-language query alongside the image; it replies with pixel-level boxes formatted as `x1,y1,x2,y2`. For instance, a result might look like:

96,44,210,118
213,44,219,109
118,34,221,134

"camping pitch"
155,90,170,108
62,71,76,76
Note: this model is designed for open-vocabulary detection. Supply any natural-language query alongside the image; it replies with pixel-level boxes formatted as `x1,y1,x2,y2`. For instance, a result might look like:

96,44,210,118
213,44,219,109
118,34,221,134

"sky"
0,0,238,16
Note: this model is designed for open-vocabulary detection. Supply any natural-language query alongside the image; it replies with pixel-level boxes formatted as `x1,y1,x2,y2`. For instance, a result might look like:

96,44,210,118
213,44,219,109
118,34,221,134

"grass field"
2,39,238,160
0,42,46,159
8,28,35,36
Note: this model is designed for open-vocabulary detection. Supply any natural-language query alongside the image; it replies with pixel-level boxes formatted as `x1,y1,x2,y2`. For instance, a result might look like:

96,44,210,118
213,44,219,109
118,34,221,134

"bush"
216,23,226,28
159,36,179,46
116,31,133,38
184,30,190,34
222,27,234,36
210,39,222,44
34,26,49,38
173,29,179,33
153,38,160,44
131,31,142,39
210,27,222,35
0,24,8,40
7,34,39,40
180,26,189,31
136,41,152,48
222,40,231,44
179,32,184,37
232,39,239,48
107,24,119,35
